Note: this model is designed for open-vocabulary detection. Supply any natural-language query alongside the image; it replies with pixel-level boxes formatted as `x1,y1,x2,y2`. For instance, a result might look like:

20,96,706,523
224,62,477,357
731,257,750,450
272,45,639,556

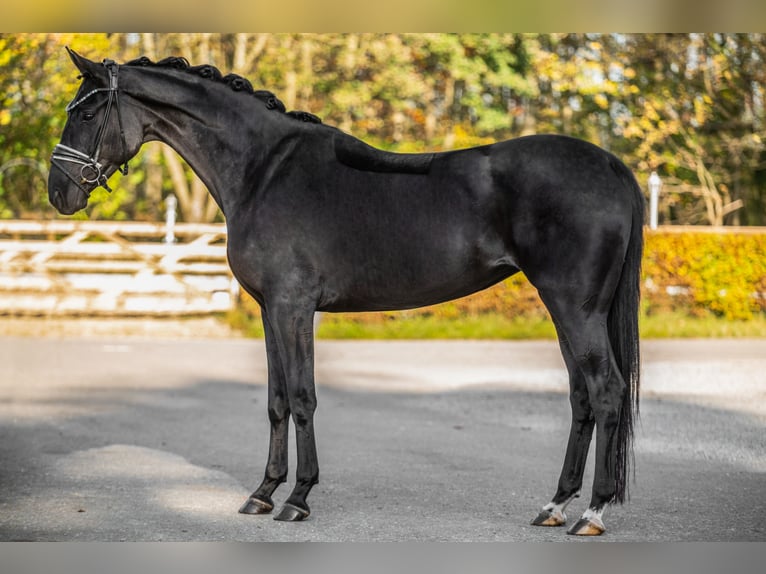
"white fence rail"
0,220,238,316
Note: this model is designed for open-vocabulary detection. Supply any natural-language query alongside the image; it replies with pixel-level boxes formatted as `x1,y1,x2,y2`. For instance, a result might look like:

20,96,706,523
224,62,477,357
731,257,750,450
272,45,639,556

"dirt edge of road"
0,316,241,340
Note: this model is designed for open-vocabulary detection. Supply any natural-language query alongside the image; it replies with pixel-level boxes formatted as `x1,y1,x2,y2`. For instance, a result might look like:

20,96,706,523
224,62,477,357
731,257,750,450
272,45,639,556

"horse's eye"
82,111,96,122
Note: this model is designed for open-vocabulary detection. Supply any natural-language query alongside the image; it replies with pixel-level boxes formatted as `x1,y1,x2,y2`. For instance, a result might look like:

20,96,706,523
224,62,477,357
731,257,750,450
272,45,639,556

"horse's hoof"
274,502,310,522
530,507,567,527
238,496,273,515
567,517,605,536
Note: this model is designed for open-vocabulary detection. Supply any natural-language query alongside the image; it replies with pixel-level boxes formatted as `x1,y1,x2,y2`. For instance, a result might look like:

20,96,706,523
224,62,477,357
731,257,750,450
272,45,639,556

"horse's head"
48,48,141,215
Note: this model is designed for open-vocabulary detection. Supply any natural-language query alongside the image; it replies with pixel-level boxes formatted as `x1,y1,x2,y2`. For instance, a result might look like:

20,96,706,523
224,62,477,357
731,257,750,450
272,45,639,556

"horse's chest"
225,233,270,296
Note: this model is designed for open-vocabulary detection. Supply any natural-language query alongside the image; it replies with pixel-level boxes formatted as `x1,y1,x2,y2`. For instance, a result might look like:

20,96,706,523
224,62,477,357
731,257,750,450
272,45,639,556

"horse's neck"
127,70,272,216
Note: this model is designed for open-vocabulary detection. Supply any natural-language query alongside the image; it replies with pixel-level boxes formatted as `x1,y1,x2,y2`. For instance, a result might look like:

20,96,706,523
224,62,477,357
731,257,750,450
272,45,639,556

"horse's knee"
289,393,317,428
569,387,593,423
268,397,290,424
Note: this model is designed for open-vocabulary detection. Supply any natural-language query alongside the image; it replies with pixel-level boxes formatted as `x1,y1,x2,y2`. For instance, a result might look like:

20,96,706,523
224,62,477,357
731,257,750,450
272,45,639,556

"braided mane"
125,56,322,124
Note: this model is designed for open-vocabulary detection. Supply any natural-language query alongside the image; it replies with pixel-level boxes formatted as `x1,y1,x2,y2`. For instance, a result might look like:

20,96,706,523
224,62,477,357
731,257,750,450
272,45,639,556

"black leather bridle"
50,59,129,194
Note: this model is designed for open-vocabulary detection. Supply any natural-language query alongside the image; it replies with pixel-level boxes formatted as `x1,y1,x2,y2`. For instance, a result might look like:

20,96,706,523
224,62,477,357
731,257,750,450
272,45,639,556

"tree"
525,33,766,226
0,33,113,218
608,34,765,225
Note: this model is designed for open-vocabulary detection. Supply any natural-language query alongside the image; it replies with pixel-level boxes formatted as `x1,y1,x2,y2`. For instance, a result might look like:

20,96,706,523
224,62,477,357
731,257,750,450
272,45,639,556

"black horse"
48,49,643,536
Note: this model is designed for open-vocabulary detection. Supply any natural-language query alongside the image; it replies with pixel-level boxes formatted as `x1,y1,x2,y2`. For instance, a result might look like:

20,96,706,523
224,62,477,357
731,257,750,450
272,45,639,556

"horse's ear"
66,47,101,77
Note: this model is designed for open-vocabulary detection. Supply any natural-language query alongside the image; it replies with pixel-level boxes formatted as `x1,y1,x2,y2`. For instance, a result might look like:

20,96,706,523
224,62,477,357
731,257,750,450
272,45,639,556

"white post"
164,194,177,244
648,171,662,230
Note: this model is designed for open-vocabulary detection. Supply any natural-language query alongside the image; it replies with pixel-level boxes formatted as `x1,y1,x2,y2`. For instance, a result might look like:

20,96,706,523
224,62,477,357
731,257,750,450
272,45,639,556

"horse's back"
488,135,634,197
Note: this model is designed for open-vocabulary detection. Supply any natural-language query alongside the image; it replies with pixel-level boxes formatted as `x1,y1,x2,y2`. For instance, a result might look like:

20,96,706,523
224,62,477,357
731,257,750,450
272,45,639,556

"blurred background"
1,31,765,550
1,33,765,339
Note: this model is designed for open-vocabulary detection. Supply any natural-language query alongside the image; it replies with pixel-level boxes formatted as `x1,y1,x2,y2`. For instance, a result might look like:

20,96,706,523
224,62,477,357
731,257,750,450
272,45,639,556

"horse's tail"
608,157,644,504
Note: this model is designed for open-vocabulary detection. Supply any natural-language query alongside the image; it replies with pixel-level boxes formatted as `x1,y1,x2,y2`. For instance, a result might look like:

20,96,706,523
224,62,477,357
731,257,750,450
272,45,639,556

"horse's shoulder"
332,133,434,174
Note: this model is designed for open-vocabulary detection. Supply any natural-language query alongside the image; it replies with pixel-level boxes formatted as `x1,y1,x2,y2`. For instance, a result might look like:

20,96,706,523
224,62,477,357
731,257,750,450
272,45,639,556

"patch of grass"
316,313,558,340
224,309,265,338
225,308,766,340
639,311,766,338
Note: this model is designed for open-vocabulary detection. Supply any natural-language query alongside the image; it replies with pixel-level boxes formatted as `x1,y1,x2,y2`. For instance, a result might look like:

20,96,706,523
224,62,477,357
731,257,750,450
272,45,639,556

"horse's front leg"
261,299,319,521
239,311,290,515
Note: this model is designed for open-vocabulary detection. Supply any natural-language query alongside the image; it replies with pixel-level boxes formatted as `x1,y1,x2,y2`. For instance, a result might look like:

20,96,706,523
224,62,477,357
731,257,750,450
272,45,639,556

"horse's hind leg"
239,311,290,515
531,330,595,527
534,295,628,536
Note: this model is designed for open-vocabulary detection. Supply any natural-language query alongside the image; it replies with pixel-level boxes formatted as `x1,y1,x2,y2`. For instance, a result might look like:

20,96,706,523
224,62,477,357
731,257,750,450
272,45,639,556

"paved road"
0,336,763,541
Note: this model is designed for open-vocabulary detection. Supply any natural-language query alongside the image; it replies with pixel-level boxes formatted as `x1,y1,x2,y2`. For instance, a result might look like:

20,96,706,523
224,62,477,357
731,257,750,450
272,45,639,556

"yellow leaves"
593,93,609,110
622,124,644,139
644,103,661,123
693,96,710,126
644,231,766,320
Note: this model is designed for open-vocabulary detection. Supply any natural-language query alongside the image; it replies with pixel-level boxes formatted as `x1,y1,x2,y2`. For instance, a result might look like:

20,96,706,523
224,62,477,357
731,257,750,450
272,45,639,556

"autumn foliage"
643,229,766,320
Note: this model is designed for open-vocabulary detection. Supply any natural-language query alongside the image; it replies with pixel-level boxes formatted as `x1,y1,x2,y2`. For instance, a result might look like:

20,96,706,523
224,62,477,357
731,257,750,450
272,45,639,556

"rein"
50,59,129,194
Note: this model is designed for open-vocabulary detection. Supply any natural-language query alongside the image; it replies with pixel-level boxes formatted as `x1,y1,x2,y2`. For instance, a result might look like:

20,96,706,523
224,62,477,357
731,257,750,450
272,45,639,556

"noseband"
50,59,129,194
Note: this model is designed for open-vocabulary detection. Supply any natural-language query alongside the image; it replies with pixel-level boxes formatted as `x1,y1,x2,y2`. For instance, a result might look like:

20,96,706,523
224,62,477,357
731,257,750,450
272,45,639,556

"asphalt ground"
0,335,764,541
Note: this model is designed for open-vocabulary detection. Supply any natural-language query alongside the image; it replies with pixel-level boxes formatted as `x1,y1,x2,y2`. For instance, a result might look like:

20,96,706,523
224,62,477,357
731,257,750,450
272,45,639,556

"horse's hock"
0,220,238,317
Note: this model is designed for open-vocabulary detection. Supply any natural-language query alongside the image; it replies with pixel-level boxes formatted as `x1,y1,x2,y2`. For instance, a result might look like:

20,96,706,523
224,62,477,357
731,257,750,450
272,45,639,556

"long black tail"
607,158,644,504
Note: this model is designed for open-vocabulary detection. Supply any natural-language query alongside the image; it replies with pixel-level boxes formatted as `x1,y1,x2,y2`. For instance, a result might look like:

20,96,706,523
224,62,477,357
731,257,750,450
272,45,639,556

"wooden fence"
0,220,238,316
